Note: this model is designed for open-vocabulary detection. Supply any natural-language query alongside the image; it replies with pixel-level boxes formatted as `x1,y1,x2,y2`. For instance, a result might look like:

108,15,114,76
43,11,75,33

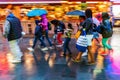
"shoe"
41,47,48,51
49,46,54,49
71,58,81,63
60,53,66,57
56,44,63,47
68,53,72,57
86,62,95,65
100,51,108,56
27,47,34,51
82,50,88,57
10,59,21,63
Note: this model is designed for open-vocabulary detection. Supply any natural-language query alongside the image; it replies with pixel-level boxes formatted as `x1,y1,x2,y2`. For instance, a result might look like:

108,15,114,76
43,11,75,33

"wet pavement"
0,28,120,80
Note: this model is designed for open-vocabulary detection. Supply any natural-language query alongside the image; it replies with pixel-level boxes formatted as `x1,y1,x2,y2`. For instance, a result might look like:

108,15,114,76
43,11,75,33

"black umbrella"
50,19,60,26
66,10,85,16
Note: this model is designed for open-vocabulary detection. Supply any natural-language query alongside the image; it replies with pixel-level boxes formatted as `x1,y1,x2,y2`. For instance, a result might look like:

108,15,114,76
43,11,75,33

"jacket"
4,13,22,41
82,18,93,35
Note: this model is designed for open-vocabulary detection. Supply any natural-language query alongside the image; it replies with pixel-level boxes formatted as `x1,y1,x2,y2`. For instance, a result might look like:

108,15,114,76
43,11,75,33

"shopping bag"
75,30,81,39
76,29,88,52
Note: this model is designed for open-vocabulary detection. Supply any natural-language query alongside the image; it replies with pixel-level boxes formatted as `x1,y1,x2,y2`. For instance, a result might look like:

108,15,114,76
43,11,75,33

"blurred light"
0,1,67,4
86,1,99,3
113,1,120,3
76,2,81,4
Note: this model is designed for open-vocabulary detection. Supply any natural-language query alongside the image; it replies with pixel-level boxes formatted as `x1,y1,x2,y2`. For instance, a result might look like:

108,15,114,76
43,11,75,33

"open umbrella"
66,10,85,16
27,9,47,17
50,19,60,26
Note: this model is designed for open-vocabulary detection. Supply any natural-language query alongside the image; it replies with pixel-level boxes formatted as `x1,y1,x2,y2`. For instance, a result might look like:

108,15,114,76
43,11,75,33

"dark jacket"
100,20,113,38
7,13,22,41
34,20,42,37
82,18,93,35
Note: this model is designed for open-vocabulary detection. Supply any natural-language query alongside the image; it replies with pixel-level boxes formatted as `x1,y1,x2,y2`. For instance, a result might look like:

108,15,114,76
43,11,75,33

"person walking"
98,12,113,55
39,14,53,50
72,9,95,65
61,22,73,57
27,20,46,51
51,19,65,47
3,9,23,63
83,9,95,65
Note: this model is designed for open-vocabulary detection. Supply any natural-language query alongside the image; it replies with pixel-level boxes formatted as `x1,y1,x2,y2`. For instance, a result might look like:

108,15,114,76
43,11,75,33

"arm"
3,20,10,38
82,19,92,32
39,19,48,27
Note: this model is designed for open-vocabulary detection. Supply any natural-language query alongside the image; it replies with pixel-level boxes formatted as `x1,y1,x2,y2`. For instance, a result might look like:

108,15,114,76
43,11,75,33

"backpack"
101,20,113,38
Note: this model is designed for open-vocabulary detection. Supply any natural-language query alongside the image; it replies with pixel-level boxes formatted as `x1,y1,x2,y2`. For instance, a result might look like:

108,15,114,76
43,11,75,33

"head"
5,9,13,17
102,12,110,20
85,9,92,18
40,14,47,19
79,16,86,22
96,13,102,21
68,23,73,30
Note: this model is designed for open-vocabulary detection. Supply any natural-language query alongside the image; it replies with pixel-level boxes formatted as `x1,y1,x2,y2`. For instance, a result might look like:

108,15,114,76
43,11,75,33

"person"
3,9,23,63
83,9,95,65
92,17,101,44
39,14,53,50
51,19,65,47
61,22,73,57
27,20,46,51
72,16,87,62
72,9,95,65
97,12,113,55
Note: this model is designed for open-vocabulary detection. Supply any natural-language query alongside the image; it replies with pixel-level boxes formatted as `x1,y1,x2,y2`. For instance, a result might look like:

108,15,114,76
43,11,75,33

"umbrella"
27,9,47,17
66,10,85,16
50,19,60,26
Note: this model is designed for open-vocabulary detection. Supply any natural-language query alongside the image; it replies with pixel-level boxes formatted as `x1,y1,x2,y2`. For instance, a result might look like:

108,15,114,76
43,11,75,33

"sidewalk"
0,28,120,80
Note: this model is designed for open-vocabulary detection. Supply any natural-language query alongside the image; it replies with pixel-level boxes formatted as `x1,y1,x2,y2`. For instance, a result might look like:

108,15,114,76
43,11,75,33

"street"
0,28,120,80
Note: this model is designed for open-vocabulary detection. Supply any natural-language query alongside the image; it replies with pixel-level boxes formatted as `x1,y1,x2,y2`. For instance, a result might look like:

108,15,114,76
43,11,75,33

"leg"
45,30,52,46
72,52,83,62
63,38,67,56
32,36,38,48
66,38,72,55
76,52,83,61
39,36,46,47
102,38,112,50
9,40,23,63
101,38,112,55
87,46,95,63
57,32,62,45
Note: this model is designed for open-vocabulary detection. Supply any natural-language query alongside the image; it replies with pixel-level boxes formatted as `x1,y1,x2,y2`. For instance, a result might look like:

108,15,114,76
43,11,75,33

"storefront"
0,0,112,34
110,0,120,27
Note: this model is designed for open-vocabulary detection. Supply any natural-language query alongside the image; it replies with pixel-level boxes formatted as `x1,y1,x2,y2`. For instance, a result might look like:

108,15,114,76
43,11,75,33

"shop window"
28,24,32,34
0,24,3,33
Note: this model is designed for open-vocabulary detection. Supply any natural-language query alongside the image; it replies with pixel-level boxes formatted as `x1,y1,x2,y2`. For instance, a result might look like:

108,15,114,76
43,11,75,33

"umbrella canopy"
50,19,60,26
66,10,85,16
27,9,47,17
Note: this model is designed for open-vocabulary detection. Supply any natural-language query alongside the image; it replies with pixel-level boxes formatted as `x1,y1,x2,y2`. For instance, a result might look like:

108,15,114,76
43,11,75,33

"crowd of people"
2,8,113,64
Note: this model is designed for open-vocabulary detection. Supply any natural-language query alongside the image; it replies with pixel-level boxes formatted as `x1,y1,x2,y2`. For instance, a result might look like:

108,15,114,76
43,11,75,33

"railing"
0,20,78,37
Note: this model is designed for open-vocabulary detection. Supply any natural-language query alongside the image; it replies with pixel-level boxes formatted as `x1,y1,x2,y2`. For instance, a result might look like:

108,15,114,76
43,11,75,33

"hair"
85,9,92,18
68,23,73,30
102,12,110,20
